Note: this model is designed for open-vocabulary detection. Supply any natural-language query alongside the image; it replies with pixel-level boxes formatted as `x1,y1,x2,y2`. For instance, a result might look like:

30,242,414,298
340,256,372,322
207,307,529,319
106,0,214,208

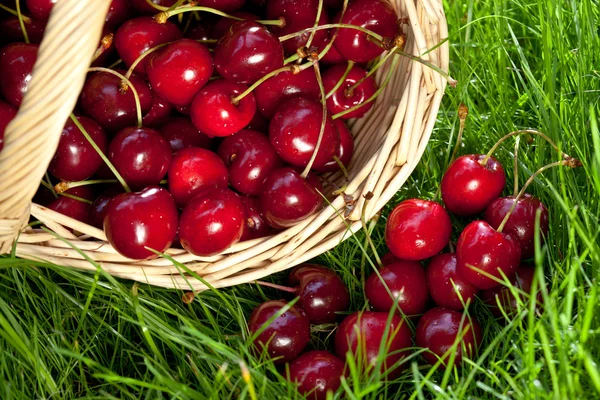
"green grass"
1,0,600,398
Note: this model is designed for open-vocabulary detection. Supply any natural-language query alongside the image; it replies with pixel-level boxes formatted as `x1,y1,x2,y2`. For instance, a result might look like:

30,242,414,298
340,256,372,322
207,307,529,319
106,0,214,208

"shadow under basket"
0,0,449,291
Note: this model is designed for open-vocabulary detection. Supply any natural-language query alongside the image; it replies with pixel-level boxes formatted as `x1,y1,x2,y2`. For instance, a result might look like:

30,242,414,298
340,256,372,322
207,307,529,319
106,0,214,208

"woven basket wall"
0,0,449,291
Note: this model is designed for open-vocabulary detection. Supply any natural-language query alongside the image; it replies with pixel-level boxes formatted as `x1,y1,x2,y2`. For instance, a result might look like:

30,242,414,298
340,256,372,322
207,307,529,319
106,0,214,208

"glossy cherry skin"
254,68,320,119
385,199,452,261
108,127,171,190
79,71,153,132
147,39,213,106
47,187,94,223
0,43,38,107
88,186,123,229
333,0,398,63
210,11,257,39
179,187,245,256
317,120,354,173
322,64,378,119
190,79,256,137
335,311,412,379
104,186,178,260
114,17,182,74
426,253,479,311
0,17,46,45
248,300,311,364
195,0,245,12
142,93,173,127
214,21,283,85
269,97,339,169
217,129,282,196
456,220,521,290
25,0,57,21
104,0,131,30
259,168,323,229
0,100,17,151
289,264,350,324
441,154,506,216
158,117,212,153
480,265,541,318
240,195,275,241
365,260,429,316
48,116,107,182
484,194,549,259
288,350,346,400
168,147,228,208
129,0,177,14
416,307,482,368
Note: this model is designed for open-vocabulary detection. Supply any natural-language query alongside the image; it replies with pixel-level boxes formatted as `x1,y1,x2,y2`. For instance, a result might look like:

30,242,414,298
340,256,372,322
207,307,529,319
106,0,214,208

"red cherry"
114,16,182,74
245,108,269,132
335,311,412,378
88,186,123,229
484,194,549,259
254,67,320,119
104,0,131,31
104,186,178,260
48,187,94,223
441,154,506,216
269,97,339,169
0,100,17,151
248,299,310,364
217,129,282,196
426,253,479,311
108,127,171,190
385,199,452,261
210,11,257,39
0,43,38,107
179,187,245,256
158,117,212,153
142,93,173,127
214,21,284,85
480,265,541,318
381,251,401,266
25,0,57,21
317,120,354,172
289,264,350,324
168,147,228,208
416,307,482,368
0,17,47,45
240,195,276,241
288,350,346,400
455,220,521,290
365,260,429,315
190,79,256,137
259,168,323,229
322,64,377,119
129,0,177,14
320,33,346,65
333,0,398,63
194,0,245,12
147,39,213,106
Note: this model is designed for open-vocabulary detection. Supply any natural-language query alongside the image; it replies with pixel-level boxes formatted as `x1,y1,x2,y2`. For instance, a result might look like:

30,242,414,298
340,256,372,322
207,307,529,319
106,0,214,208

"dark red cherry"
385,199,452,261
142,93,173,127
317,120,354,173
158,117,212,153
288,350,346,400
104,186,178,260
217,129,282,196
333,0,398,63
480,265,541,318
214,21,283,85
190,79,256,137
108,127,171,190
484,194,549,259
129,0,177,14
178,187,245,256
248,299,310,363
186,23,212,42
322,64,377,119
0,43,38,107
381,251,400,266
245,109,269,132
168,147,228,208
426,253,479,311
441,154,506,216
47,187,94,223
289,264,350,324
254,67,320,119
365,260,429,315
0,100,17,151
416,307,482,368
335,311,412,378
455,220,521,290
88,186,123,229
240,195,275,241
210,11,257,39
269,97,339,169
25,0,57,21
259,168,323,229
0,17,46,44
114,16,182,74
320,33,345,65
79,71,153,132
175,103,190,116
195,0,245,12
105,0,131,30
147,39,213,106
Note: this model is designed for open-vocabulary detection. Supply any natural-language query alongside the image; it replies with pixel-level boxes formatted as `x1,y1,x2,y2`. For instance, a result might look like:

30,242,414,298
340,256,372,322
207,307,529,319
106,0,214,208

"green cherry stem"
124,42,171,80
91,33,114,64
305,0,324,49
301,61,327,178
58,192,93,205
326,60,355,99
480,129,565,166
15,0,29,44
0,4,32,22
513,136,520,197
396,48,457,87
154,7,285,27
279,23,384,44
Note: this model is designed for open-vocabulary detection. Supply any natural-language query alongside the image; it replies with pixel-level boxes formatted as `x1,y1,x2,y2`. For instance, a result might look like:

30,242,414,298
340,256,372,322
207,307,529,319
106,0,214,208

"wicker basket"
0,0,449,291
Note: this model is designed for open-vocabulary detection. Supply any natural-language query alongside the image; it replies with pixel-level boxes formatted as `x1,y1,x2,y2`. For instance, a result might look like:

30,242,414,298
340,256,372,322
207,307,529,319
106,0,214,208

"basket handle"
0,0,111,253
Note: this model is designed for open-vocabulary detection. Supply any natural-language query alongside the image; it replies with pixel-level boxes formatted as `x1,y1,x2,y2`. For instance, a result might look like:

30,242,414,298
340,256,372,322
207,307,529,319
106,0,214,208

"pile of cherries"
0,0,403,259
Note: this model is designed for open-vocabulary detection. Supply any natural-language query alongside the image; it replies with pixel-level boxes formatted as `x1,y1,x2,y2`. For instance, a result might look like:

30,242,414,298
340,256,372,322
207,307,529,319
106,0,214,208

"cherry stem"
252,280,297,293
481,129,564,166
15,0,29,44
68,114,132,193
231,64,304,105
345,38,403,95
305,0,324,49
279,23,384,44
333,156,349,180
396,48,457,88
107,59,123,70
40,176,58,198
448,103,468,164
0,4,32,23
496,158,582,233
513,136,520,197
91,33,114,64
447,240,455,253
284,53,301,65
56,179,168,193
155,6,285,27
301,62,327,178
168,0,188,11
125,42,170,81
326,60,355,99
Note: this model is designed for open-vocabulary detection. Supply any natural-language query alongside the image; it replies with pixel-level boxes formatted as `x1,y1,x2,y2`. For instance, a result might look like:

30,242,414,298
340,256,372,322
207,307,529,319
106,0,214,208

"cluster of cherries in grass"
0,0,405,259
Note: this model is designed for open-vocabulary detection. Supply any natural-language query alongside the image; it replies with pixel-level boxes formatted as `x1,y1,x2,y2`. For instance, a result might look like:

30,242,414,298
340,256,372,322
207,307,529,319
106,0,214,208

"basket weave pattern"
0,0,449,290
